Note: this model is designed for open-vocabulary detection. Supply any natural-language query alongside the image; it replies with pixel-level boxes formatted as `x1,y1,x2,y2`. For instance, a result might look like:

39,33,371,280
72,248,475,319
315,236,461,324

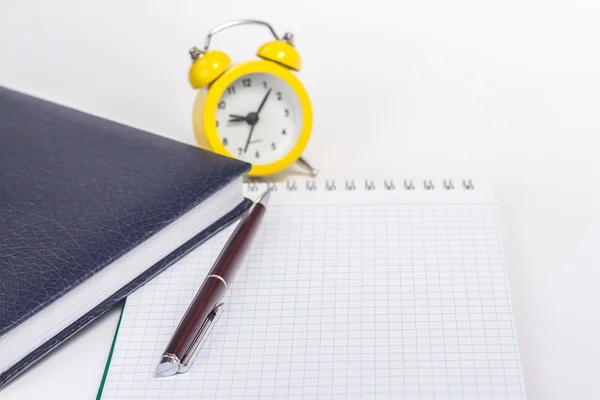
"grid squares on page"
101,203,526,399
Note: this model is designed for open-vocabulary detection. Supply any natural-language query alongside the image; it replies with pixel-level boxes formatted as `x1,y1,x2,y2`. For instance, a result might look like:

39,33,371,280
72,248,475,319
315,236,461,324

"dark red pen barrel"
163,202,266,361
167,279,226,358
210,203,266,283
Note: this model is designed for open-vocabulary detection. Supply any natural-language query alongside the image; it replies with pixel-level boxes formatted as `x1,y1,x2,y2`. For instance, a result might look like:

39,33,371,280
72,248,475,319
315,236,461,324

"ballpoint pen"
156,187,271,377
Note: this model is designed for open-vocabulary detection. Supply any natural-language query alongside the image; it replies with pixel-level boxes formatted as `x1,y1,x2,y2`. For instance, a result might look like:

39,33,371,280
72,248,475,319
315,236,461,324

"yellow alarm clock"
189,20,317,177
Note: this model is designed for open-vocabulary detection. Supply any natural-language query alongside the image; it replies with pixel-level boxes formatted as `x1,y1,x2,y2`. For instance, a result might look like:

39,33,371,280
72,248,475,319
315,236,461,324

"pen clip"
179,302,224,373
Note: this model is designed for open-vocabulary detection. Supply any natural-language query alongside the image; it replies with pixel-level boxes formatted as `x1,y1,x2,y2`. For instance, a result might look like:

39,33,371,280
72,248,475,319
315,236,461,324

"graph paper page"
101,180,526,399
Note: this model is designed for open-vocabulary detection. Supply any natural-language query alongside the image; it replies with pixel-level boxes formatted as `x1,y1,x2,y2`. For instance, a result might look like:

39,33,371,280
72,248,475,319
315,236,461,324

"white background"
1,1,599,399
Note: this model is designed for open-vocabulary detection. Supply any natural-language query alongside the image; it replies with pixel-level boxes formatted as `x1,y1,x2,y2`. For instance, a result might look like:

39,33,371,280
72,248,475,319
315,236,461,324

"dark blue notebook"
0,87,251,387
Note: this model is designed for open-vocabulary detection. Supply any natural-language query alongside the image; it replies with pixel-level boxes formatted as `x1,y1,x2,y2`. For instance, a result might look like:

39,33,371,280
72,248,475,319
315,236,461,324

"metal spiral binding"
286,180,297,191
247,181,259,192
244,179,475,191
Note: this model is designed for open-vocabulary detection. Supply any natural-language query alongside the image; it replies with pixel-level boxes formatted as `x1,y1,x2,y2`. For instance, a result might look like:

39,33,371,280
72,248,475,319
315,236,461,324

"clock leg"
296,156,319,177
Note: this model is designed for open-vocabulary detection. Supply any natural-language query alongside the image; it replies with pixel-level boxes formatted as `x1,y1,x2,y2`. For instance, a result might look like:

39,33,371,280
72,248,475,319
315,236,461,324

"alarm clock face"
214,72,302,165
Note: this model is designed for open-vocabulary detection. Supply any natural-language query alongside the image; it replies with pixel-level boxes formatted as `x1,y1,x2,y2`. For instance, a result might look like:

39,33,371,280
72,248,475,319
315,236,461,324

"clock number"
216,120,219,127
271,142,276,150
284,109,290,117
218,101,226,109
263,81,268,89
242,78,251,87
238,147,243,156
276,92,282,101
227,86,236,95
282,129,286,135
255,150,260,159
223,137,228,146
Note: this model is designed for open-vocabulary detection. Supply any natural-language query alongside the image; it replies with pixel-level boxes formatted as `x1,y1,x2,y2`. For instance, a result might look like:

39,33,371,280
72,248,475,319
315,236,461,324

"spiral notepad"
99,178,526,399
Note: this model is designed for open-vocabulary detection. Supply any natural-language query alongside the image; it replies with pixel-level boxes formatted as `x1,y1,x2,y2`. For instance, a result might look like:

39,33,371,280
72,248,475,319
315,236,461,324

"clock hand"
228,117,246,123
228,113,258,125
241,90,270,152
243,124,256,154
256,88,272,115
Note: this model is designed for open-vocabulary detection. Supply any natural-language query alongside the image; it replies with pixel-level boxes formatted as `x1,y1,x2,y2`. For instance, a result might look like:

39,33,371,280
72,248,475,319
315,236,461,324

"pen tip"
257,187,272,207
156,359,179,377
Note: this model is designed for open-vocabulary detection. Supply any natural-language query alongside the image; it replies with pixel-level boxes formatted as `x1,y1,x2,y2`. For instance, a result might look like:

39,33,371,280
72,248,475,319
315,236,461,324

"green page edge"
95,301,125,400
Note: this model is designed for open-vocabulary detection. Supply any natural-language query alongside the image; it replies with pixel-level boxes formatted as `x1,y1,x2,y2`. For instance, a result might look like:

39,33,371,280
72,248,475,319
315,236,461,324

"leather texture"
0,199,251,388
0,86,251,385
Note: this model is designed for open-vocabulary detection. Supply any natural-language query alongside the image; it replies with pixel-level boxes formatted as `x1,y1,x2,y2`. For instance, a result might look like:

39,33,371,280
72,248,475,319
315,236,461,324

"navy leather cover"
0,86,251,386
